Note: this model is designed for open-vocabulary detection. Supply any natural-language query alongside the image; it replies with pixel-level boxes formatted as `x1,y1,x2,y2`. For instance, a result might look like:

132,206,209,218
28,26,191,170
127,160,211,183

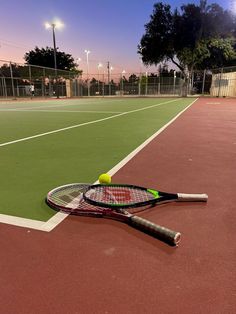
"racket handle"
130,216,181,246
177,193,208,202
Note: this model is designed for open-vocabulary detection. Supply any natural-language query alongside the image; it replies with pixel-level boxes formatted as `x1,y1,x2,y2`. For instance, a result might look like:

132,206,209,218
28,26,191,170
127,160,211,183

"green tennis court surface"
0,97,195,229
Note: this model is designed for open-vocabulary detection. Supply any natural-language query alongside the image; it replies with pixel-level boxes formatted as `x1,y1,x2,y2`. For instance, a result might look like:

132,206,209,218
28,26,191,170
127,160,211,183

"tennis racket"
46,183,181,246
83,183,208,209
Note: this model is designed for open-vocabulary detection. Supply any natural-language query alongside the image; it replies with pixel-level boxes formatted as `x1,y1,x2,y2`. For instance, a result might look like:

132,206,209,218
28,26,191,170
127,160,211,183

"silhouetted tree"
138,1,236,76
24,46,79,72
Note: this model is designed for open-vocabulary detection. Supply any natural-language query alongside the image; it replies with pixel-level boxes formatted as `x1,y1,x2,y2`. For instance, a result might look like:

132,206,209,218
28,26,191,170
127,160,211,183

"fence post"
3,77,7,98
29,64,32,83
102,72,105,97
145,72,148,95
173,70,176,95
0,77,7,98
217,68,223,97
42,68,46,97
138,75,141,96
9,62,15,98
201,69,206,95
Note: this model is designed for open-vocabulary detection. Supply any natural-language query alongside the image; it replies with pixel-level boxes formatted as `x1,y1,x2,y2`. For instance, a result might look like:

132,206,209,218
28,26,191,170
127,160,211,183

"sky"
0,0,231,75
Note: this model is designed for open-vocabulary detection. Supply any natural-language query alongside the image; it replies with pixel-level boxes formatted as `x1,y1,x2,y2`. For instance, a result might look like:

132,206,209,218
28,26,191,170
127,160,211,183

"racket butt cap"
174,232,181,246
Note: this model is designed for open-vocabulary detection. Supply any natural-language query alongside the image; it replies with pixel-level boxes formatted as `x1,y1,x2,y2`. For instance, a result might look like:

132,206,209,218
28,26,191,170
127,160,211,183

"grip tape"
177,193,208,202
130,215,181,246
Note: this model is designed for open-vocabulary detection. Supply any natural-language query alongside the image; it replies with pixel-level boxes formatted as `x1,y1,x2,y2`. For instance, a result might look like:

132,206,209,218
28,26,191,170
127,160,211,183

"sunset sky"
0,0,230,75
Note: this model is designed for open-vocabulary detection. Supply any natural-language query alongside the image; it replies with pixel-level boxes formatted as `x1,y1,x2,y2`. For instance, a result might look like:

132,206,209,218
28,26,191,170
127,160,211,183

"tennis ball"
98,173,111,184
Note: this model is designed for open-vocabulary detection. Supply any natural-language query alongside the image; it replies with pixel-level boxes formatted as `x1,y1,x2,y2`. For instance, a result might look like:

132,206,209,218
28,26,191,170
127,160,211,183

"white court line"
205,102,221,104
0,109,123,114
0,213,58,231
0,98,179,148
0,98,198,231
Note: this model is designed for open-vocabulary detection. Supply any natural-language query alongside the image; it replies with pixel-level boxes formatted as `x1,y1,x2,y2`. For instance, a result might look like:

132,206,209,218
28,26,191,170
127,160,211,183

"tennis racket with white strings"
46,183,182,246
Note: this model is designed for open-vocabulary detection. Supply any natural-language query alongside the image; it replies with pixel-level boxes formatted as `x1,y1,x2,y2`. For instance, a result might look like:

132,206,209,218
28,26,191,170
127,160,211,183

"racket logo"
102,188,132,203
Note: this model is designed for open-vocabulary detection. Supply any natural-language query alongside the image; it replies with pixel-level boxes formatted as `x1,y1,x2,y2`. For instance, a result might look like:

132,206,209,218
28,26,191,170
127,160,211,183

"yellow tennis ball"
98,173,111,184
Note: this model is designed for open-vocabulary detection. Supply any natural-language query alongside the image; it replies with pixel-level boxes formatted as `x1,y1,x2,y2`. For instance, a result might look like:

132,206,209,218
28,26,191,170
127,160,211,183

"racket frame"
83,183,205,209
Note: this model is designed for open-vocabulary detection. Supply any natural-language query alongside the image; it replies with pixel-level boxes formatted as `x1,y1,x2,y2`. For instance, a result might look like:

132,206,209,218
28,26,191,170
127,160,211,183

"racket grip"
177,193,208,202
130,216,181,246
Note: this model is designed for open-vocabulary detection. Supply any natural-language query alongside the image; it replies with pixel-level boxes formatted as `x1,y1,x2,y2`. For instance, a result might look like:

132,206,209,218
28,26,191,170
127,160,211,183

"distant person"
30,84,35,97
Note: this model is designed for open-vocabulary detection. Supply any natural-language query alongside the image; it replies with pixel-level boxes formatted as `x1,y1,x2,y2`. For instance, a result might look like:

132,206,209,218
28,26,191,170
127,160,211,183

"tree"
138,1,236,76
128,74,139,83
199,37,236,68
24,46,79,72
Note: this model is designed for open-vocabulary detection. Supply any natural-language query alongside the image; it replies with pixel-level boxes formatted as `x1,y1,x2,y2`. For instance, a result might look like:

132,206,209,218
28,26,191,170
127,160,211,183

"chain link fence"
72,72,184,97
0,60,236,98
0,60,75,98
188,66,236,97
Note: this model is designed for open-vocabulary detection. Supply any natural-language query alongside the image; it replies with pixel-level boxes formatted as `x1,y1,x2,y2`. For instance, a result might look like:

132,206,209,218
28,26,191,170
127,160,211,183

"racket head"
83,184,161,209
46,183,94,213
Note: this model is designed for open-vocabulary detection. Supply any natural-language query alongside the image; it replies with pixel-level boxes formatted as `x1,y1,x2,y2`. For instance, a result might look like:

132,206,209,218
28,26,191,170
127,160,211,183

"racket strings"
49,185,88,205
86,186,155,205
47,186,105,213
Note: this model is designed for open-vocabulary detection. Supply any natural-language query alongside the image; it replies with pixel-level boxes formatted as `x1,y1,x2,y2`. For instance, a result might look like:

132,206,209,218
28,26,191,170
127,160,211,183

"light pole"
121,70,126,95
109,66,113,96
45,20,64,98
84,50,90,96
97,63,103,95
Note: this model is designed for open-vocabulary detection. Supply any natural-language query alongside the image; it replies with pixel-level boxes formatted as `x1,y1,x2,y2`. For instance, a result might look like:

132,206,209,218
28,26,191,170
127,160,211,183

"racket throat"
147,189,159,198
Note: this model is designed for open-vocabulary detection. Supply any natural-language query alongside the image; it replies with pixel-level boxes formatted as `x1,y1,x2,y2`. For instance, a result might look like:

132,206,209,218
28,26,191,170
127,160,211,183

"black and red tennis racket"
83,183,208,209
46,183,185,246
